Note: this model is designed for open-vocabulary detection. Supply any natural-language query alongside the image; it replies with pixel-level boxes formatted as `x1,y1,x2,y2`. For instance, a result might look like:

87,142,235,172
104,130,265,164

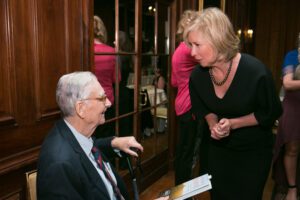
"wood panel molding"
0,115,17,127
0,146,39,176
34,0,88,121
1,189,21,200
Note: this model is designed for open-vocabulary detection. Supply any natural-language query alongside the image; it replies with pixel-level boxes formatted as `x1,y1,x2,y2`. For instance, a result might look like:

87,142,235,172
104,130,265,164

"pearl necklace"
209,60,233,86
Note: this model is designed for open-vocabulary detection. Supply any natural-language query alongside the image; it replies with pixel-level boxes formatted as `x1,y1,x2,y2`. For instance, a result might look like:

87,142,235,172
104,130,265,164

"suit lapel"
56,120,111,199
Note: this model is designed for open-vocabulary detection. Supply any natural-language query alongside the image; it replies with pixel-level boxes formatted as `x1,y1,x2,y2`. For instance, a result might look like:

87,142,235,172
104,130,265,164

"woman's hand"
218,118,231,133
210,118,231,140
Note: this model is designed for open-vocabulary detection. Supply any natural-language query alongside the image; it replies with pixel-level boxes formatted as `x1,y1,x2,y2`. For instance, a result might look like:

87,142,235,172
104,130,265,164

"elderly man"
37,71,143,200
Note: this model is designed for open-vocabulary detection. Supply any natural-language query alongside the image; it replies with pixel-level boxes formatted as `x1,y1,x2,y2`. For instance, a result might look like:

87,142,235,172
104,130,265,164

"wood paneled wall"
255,0,300,90
0,0,92,199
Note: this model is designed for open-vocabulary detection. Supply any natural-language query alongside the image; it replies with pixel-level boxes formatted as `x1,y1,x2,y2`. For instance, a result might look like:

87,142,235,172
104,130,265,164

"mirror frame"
198,0,226,11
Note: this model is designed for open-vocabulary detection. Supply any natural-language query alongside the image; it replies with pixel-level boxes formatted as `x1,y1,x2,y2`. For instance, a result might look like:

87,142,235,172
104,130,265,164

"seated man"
37,71,143,200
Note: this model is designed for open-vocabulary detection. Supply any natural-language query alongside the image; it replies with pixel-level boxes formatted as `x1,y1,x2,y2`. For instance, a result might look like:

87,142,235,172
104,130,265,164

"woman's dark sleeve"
254,70,282,128
189,76,210,119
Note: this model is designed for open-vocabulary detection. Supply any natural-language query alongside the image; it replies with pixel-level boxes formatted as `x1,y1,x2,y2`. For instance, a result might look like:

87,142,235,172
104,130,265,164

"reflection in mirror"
94,0,116,48
140,55,155,159
140,54,169,156
93,0,117,167
116,34,134,127
117,1,136,170
94,1,116,140
93,0,171,168
140,110,155,162
156,106,168,153
153,55,168,153
140,3,155,161
94,0,117,141
119,0,135,53
116,35,135,171
118,55,134,137
142,1,155,56
93,48,118,139
156,3,170,54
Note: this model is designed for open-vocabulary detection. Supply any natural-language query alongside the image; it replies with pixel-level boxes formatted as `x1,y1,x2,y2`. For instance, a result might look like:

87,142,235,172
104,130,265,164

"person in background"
185,7,282,199
153,67,166,90
94,15,120,138
273,32,300,200
171,10,200,185
37,71,143,200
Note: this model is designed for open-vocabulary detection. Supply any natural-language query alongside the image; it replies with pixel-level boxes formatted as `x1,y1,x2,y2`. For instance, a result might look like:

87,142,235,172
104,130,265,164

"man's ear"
75,101,85,119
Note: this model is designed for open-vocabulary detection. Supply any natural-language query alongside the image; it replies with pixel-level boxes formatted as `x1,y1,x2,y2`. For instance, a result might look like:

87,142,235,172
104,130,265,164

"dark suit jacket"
37,119,130,200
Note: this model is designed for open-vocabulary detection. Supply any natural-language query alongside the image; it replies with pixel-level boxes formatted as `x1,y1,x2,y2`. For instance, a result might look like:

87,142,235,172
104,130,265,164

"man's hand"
111,136,143,157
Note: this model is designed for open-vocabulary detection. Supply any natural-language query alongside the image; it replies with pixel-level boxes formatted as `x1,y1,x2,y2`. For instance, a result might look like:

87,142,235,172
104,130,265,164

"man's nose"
105,98,112,108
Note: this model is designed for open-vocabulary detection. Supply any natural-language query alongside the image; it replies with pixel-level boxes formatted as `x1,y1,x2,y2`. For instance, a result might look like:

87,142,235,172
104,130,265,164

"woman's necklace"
209,60,233,86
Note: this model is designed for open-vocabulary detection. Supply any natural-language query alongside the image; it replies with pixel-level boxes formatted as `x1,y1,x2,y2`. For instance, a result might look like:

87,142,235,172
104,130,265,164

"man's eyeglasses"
80,95,107,103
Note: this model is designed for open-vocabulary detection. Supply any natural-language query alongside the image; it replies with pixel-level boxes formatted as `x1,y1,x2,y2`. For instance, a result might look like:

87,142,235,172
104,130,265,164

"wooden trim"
198,0,226,11
133,0,142,140
0,147,40,175
198,0,203,10
1,189,22,200
220,0,226,11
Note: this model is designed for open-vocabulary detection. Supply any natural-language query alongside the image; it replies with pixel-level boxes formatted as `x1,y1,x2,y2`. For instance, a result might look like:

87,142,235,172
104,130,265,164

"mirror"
154,55,168,154
94,0,135,170
139,55,156,161
94,0,136,136
94,0,170,168
116,0,136,171
140,0,170,160
93,0,117,141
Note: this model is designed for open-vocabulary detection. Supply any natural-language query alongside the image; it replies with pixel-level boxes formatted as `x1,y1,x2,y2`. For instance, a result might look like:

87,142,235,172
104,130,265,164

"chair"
25,170,37,200
146,87,168,132
147,87,168,119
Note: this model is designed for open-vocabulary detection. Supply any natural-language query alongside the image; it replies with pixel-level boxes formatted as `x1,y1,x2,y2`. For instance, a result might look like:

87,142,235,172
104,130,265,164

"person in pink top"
172,42,196,116
171,10,201,185
93,15,120,139
94,15,119,106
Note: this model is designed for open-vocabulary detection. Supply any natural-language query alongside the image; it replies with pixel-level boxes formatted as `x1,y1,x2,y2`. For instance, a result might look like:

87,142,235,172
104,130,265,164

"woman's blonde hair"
177,10,200,36
94,15,107,43
183,7,240,62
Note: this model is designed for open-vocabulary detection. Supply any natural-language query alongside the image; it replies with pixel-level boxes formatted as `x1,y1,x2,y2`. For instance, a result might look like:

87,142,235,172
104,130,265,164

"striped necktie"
91,146,125,200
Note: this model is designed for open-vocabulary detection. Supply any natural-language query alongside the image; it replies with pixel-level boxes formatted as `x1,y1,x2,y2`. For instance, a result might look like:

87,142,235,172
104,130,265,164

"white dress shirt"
64,120,117,200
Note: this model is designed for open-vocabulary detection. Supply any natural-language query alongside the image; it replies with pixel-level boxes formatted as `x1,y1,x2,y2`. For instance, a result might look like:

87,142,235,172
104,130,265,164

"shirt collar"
64,119,94,155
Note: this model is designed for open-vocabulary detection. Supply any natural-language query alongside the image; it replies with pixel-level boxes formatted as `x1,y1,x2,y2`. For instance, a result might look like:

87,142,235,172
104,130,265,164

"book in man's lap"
158,174,212,200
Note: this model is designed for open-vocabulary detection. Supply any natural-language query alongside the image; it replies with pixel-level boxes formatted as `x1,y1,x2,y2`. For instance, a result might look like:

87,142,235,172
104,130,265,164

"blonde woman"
184,8,282,199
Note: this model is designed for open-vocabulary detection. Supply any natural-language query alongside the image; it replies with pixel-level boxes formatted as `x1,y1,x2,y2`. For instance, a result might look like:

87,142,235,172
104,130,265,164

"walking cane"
120,149,140,200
